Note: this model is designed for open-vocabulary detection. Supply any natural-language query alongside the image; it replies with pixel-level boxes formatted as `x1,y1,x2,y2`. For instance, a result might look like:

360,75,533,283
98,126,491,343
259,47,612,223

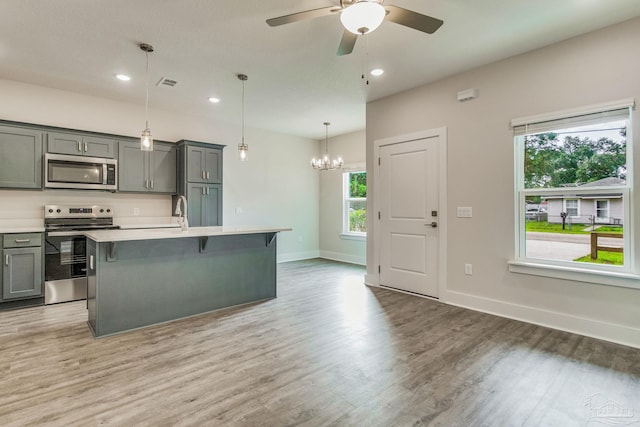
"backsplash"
0,190,172,220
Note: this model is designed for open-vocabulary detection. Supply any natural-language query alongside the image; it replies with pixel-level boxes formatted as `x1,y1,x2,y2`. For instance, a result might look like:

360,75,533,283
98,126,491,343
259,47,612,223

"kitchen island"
84,226,290,337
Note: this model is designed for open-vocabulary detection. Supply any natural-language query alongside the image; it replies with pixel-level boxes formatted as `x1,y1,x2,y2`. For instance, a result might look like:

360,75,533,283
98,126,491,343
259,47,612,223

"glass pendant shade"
141,127,153,151
238,141,248,161
340,1,386,35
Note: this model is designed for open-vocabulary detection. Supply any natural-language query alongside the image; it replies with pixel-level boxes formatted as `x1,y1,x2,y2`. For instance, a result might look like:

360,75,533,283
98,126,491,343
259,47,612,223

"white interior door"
379,137,439,297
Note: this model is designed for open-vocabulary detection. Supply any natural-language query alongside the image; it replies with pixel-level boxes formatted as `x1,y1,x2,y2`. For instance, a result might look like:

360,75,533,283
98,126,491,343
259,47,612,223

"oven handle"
90,255,94,270
103,163,108,185
46,231,87,237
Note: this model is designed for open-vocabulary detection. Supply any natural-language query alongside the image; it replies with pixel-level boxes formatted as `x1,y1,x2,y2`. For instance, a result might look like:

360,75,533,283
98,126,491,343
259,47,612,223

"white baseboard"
364,273,379,287
319,250,365,266
444,290,640,350
277,250,319,263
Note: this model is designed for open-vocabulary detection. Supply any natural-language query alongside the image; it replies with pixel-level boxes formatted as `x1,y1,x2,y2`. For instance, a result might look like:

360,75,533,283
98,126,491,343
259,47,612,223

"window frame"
342,170,367,239
510,99,638,287
563,199,580,218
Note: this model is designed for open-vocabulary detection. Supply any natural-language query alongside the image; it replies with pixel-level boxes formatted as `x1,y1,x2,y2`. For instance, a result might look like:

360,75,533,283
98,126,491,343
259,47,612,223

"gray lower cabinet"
118,141,176,193
48,132,117,158
187,183,221,227
1,234,43,301
0,125,43,189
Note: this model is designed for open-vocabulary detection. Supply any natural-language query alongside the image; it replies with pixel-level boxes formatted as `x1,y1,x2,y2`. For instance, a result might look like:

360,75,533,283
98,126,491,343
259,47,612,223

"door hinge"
378,157,381,166
378,265,381,274
378,211,381,220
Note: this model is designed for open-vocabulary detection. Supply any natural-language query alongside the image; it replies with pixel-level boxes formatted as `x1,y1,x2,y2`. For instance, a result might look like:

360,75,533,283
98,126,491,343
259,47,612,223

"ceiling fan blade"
385,5,444,34
267,6,341,27
337,30,358,56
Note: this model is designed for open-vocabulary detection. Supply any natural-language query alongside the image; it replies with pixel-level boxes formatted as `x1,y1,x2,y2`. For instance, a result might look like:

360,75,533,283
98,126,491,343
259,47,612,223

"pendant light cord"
241,78,245,144
145,50,150,129
325,123,329,154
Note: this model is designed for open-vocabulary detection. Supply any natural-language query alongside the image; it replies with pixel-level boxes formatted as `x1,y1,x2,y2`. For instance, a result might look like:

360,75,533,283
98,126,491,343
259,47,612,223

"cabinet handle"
84,142,88,152
90,255,94,270
77,141,82,152
14,239,30,243
202,171,206,180
150,180,154,189
202,187,205,196
5,255,8,266
206,171,210,180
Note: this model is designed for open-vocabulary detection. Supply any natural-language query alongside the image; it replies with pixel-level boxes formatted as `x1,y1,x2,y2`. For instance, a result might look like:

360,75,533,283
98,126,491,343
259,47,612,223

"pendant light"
140,43,154,152
237,74,249,161
311,122,343,170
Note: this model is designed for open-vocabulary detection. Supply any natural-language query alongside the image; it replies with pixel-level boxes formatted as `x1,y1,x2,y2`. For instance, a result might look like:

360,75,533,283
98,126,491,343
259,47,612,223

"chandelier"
311,122,343,171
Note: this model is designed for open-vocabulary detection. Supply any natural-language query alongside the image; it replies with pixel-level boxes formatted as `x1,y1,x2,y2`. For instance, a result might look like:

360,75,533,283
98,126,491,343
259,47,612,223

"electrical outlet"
235,207,243,215
457,207,473,218
133,208,140,216
464,264,473,275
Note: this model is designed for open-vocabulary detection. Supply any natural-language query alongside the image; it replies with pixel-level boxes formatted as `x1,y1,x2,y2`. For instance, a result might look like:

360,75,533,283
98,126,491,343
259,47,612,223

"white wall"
0,79,319,262
366,18,640,348
318,130,366,265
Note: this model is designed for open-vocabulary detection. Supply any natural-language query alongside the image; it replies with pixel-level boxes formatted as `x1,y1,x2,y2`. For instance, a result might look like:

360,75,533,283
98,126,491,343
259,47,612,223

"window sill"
340,233,366,242
508,260,640,290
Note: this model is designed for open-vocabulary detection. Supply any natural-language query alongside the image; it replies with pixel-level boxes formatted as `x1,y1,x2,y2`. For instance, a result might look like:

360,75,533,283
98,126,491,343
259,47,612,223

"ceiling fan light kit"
340,1,386,35
267,0,443,56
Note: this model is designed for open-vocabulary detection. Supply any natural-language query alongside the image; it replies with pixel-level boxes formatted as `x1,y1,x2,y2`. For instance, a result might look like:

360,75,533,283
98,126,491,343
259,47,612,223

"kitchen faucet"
175,195,189,231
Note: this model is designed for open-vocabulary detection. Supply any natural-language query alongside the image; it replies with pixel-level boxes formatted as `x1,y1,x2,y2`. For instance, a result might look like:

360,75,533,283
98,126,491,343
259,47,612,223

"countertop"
0,219,45,234
84,226,292,242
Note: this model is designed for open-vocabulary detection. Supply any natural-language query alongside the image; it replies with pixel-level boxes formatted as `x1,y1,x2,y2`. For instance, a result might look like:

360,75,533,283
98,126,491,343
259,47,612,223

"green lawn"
525,222,590,234
574,251,624,265
526,221,623,235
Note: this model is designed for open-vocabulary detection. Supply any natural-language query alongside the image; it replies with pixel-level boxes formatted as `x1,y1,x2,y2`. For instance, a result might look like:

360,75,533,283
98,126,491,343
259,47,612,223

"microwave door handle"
103,164,108,184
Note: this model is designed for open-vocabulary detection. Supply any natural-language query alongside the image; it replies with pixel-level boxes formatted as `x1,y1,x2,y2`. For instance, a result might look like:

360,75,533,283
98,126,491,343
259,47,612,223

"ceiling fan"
266,0,444,56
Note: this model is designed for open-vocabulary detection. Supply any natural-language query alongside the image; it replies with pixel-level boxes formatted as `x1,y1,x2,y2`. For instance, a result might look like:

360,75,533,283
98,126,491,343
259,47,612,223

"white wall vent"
457,88,478,102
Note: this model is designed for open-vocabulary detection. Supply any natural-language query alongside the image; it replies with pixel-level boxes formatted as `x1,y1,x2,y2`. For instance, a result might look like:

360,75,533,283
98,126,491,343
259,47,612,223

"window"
512,100,633,277
564,199,579,217
343,171,366,237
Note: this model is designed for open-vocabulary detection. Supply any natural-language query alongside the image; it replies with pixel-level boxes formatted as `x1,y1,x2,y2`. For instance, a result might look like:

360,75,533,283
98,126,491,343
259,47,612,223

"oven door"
44,232,87,304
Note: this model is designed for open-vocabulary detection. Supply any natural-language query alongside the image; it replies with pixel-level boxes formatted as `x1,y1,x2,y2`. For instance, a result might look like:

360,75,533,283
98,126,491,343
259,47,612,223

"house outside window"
511,99,633,279
343,171,366,238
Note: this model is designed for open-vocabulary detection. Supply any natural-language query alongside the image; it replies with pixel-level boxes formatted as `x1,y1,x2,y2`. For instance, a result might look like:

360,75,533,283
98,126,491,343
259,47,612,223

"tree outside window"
344,171,366,234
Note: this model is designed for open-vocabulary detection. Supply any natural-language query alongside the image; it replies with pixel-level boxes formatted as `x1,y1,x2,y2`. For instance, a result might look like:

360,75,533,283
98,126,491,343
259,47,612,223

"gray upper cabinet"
118,141,176,193
0,125,43,189
48,132,117,158
186,145,222,183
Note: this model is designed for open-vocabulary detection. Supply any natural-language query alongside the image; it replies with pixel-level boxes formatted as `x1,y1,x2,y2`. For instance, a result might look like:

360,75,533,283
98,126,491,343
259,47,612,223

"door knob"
425,222,438,228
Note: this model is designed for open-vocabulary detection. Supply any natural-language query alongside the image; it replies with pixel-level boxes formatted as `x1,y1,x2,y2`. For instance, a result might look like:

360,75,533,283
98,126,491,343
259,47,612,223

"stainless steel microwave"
45,153,117,190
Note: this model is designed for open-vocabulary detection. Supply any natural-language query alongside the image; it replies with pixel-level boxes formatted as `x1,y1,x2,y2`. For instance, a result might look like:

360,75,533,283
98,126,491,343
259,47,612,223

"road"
525,232,623,261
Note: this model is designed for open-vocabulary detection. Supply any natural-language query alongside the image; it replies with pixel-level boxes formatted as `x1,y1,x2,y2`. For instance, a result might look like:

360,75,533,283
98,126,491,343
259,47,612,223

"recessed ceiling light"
370,69,384,77
208,97,220,104
115,74,131,81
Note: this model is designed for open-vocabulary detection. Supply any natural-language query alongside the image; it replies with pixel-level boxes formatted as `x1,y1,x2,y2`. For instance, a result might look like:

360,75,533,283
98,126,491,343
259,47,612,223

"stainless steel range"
44,204,118,304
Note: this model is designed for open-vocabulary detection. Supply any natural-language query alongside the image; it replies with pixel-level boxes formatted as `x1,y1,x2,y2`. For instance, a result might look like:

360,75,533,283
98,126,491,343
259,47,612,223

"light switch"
457,207,473,218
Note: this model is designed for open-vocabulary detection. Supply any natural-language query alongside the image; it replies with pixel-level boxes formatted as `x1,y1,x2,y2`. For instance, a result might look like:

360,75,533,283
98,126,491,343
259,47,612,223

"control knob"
48,209,53,214
56,209,61,213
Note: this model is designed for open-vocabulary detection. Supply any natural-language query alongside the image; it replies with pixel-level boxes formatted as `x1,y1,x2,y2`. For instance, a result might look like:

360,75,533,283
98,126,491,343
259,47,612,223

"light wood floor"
1,259,639,426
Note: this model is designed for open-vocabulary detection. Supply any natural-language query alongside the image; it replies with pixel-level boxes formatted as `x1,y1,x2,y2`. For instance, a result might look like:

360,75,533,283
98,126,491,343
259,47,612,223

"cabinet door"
186,146,207,183
83,136,116,158
150,144,177,193
0,125,43,189
3,247,42,300
47,132,84,155
204,184,222,226
187,183,206,227
118,142,147,192
204,148,222,183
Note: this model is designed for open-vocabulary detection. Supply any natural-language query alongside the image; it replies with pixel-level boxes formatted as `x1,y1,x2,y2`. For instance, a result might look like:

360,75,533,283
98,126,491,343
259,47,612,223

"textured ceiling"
1,0,639,139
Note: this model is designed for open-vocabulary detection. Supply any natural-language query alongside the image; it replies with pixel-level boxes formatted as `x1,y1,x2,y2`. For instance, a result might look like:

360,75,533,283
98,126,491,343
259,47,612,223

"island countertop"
84,225,292,242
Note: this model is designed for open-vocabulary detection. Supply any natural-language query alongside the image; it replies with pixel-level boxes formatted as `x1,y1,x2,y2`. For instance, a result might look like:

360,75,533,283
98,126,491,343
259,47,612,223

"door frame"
371,127,448,301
